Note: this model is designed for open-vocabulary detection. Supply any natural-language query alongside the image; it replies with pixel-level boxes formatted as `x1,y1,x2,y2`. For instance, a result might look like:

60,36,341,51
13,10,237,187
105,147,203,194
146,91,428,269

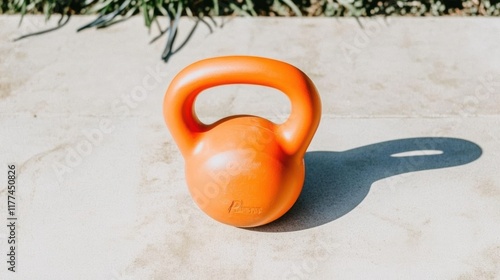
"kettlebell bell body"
164,56,321,227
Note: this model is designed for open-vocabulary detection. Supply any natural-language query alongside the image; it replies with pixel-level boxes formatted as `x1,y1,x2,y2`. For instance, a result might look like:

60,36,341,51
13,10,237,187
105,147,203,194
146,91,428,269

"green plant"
2,0,499,61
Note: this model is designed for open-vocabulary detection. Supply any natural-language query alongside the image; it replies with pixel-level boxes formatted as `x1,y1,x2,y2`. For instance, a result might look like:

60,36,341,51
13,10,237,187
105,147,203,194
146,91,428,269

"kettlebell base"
186,143,306,228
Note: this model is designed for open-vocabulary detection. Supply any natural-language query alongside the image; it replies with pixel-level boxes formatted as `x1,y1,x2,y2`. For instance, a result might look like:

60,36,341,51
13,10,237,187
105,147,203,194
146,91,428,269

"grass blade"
281,0,302,16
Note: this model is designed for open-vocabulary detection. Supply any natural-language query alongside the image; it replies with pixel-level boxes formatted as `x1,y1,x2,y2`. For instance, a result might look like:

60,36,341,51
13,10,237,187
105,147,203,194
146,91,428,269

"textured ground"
0,16,499,279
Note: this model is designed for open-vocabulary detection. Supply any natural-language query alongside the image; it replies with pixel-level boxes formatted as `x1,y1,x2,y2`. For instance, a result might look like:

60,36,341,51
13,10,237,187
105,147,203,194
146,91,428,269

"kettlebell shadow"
253,137,482,232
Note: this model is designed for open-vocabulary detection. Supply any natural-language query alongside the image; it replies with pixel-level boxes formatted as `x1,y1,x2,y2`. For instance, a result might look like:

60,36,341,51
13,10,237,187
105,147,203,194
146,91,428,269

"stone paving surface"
0,15,499,279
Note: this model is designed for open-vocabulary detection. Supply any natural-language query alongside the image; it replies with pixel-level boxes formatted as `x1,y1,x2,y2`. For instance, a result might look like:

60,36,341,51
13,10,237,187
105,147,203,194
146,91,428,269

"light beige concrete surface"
0,15,499,279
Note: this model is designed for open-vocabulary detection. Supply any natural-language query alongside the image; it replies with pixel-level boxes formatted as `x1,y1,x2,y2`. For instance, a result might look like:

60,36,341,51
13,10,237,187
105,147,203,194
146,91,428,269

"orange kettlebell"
163,56,321,227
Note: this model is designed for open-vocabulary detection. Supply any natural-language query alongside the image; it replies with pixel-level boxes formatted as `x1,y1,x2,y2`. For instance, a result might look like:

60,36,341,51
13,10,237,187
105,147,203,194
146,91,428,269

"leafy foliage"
2,0,498,61
1,0,499,21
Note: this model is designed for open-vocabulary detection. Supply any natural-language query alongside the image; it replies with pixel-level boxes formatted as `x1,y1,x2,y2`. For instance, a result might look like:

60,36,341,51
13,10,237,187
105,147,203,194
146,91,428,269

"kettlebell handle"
163,56,321,157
